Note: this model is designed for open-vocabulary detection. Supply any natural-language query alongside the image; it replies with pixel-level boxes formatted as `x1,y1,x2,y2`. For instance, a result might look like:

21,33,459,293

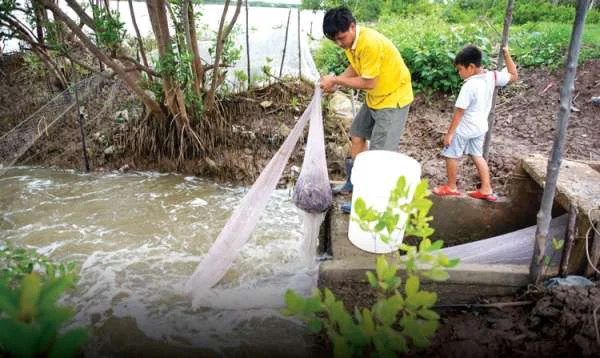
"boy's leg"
465,135,493,195
471,156,492,195
368,105,409,151
445,158,459,191
433,133,466,196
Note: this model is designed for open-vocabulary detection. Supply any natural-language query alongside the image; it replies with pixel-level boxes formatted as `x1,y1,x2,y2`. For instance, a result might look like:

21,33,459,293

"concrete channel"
318,155,600,304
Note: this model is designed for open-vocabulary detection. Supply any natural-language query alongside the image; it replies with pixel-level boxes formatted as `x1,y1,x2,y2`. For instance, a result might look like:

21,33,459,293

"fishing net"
293,87,332,213
185,86,327,306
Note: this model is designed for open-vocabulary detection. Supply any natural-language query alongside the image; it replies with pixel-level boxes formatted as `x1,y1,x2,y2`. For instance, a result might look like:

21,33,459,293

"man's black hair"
454,45,482,68
323,6,356,40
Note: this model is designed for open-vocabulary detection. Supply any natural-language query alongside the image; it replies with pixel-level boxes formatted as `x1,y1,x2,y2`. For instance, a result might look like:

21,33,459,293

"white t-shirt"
454,68,511,138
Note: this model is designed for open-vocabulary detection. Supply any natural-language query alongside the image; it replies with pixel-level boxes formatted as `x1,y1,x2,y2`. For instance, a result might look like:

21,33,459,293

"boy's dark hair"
323,7,356,40
454,45,482,68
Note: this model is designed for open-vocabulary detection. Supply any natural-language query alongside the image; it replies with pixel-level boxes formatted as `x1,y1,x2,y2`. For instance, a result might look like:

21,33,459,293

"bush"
0,243,87,357
313,39,349,75
284,177,459,356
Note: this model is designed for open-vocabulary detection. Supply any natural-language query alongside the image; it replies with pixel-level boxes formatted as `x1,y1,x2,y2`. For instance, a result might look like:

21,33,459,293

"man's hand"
319,74,337,93
444,132,454,147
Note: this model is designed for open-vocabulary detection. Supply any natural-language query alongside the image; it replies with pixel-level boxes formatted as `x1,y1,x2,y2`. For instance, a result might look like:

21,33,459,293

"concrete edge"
319,260,530,287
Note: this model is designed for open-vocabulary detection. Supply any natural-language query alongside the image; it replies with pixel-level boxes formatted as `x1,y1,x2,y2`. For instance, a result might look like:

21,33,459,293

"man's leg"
369,105,409,151
334,105,373,196
351,136,368,158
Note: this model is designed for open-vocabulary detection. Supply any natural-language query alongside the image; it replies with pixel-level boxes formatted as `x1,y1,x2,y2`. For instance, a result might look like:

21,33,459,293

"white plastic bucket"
348,151,421,254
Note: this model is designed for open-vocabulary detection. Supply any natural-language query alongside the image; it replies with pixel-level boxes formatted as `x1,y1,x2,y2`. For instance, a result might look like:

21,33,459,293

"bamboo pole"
530,0,590,283
297,8,301,79
245,0,250,89
279,8,292,78
483,0,514,160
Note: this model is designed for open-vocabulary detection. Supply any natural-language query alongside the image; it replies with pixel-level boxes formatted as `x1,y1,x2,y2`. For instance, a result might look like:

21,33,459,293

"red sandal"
468,190,497,202
432,185,460,197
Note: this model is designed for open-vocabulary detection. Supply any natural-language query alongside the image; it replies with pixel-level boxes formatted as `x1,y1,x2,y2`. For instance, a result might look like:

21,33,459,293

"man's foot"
340,202,351,214
332,181,353,195
468,190,497,202
432,185,460,197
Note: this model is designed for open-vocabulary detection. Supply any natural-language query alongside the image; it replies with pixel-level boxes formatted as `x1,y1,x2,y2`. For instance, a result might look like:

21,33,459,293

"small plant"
0,243,86,357
284,177,459,356
0,243,77,287
0,273,87,357
91,4,126,52
543,237,565,269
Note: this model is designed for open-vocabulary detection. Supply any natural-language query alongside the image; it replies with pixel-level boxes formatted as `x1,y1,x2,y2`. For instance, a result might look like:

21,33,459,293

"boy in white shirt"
433,45,518,201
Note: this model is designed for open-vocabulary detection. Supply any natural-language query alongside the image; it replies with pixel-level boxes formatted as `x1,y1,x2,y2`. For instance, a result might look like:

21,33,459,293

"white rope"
585,208,600,275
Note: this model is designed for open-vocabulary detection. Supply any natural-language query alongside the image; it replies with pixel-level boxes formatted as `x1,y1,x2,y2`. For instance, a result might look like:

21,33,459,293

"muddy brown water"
0,167,321,356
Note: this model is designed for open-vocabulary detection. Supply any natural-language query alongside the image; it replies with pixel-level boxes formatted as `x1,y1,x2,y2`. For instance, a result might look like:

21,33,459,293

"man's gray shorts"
350,104,410,151
442,133,484,158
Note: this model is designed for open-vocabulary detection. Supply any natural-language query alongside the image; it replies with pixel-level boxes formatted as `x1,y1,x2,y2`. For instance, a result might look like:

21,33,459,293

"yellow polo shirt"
344,26,413,110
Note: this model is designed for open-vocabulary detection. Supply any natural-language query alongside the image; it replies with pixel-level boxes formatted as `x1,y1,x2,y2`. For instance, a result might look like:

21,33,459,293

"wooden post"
483,0,514,160
279,8,292,78
559,205,577,277
245,0,250,89
297,8,301,79
530,0,590,283
74,83,90,172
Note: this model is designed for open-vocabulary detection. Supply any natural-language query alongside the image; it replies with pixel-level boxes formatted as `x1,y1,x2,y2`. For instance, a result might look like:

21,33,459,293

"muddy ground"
2,54,600,356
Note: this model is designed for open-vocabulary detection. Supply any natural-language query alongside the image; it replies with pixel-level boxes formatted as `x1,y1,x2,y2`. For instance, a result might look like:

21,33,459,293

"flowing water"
0,167,322,356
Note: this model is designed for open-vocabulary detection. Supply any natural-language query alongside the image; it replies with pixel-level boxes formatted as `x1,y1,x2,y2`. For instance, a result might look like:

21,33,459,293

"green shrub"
284,177,459,356
0,244,87,357
511,22,600,67
313,40,349,75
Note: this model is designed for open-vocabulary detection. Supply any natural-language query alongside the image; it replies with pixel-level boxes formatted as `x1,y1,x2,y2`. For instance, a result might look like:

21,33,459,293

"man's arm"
444,108,465,147
320,65,376,92
503,47,518,83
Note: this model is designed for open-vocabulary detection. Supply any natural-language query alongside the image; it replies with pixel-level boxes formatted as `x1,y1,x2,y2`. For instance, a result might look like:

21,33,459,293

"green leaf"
446,258,460,268
361,308,375,336
384,326,408,353
424,268,449,282
552,238,564,250
418,308,440,320
48,328,88,358
405,275,419,297
284,289,303,313
0,285,19,316
419,239,431,252
430,240,444,251
0,319,37,356
366,271,377,289
308,318,322,333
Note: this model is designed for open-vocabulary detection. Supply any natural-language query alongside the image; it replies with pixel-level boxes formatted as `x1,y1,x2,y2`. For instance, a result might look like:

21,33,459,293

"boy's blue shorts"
442,133,484,158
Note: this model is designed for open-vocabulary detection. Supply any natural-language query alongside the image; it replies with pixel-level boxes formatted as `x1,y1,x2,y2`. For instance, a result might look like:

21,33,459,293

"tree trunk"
182,0,202,96
530,0,590,283
245,0,251,89
40,0,165,119
33,1,46,45
205,0,242,109
128,0,152,81
147,0,189,124
279,9,292,78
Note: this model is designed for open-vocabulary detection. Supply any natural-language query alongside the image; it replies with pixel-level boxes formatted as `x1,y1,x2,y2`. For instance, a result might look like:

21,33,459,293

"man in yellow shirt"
320,6,413,213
